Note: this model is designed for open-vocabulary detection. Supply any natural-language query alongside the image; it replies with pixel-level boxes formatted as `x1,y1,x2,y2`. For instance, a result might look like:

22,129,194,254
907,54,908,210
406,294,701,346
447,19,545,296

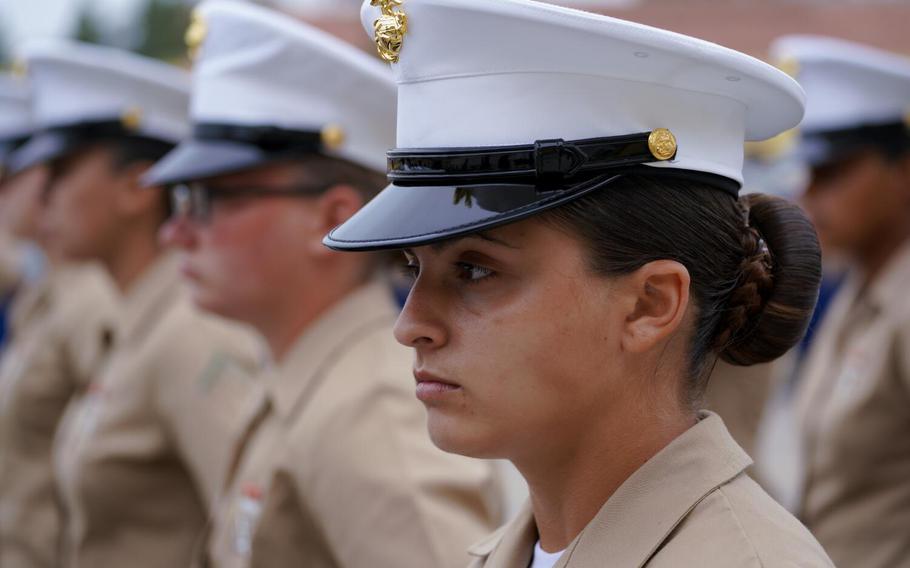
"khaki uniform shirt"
0,265,118,568
794,241,910,568
704,361,774,457
53,254,261,568
206,281,503,568
468,412,832,568
0,235,25,297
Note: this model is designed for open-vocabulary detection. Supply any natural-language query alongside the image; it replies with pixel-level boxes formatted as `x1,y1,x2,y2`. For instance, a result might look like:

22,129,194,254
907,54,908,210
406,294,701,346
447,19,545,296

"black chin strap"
387,131,673,187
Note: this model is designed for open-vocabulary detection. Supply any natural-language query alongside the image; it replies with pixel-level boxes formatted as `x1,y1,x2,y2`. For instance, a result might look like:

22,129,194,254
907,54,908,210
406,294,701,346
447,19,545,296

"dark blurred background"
1,0,908,69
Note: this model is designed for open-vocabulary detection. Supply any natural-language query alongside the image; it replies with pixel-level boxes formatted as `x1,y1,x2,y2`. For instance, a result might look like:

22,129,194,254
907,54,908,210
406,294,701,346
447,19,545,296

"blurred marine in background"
149,2,504,567
11,40,261,567
773,36,910,568
0,73,119,568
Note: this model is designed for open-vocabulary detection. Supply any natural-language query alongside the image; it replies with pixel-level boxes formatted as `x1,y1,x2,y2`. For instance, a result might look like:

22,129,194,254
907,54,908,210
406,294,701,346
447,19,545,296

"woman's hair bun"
715,193,822,366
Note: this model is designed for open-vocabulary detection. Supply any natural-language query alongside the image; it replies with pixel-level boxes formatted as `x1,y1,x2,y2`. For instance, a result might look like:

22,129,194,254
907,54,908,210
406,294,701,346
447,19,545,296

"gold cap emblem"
648,128,677,161
185,9,208,60
745,128,796,161
371,0,408,64
11,59,27,78
120,107,143,131
776,56,800,79
321,124,346,150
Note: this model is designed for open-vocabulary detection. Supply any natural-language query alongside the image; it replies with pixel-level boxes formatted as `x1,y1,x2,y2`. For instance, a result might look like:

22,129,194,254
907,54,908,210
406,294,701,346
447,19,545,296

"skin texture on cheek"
183,198,314,322
0,166,49,241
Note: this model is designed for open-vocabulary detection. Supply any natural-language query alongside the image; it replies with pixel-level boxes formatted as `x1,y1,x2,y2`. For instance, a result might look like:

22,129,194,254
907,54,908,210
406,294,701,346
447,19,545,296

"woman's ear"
620,260,690,353
307,184,364,256
114,160,160,217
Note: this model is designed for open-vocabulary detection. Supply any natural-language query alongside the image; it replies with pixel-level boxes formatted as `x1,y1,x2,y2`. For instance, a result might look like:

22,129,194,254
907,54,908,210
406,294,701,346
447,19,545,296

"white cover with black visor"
324,0,806,252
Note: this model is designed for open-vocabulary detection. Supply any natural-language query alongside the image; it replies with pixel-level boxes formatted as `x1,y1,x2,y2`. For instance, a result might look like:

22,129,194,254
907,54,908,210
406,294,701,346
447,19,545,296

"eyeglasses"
169,181,331,223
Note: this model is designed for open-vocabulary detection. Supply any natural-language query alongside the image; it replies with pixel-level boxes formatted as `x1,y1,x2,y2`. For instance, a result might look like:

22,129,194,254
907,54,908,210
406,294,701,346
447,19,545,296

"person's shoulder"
152,298,257,354
652,474,834,567
135,297,261,382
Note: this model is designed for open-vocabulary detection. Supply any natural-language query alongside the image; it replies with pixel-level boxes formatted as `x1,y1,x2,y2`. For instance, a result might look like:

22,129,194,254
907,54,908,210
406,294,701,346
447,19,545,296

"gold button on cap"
120,107,143,131
185,9,208,60
648,128,677,161
321,124,346,150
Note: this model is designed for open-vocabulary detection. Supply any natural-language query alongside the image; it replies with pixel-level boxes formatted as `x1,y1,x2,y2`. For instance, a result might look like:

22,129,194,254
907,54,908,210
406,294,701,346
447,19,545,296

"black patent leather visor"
144,123,327,187
799,121,910,167
143,138,276,187
324,174,624,251
325,131,738,251
8,131,76,175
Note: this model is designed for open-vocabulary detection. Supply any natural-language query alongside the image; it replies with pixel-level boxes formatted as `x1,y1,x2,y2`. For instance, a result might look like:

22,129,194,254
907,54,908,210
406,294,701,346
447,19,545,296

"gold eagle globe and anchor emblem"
648,128,678,161
371,0,408,64
185,9,208,61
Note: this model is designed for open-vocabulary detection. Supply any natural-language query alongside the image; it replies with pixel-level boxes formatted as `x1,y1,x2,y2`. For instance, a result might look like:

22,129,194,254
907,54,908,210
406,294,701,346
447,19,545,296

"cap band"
41,119,141,141
388,131,673,187
193,123,325,153
803,121,910,165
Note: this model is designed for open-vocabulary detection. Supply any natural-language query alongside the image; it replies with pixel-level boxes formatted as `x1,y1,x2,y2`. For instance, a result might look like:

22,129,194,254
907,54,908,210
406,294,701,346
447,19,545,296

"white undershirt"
530,541,565,568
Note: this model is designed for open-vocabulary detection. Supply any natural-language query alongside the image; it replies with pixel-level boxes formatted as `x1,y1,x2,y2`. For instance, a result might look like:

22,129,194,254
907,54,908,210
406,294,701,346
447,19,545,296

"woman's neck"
517,405,694,553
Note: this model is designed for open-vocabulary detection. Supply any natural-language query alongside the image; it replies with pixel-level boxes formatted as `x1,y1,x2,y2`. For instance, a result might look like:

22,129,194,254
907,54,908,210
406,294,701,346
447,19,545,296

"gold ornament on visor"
371,0,408,64
321,124,346,150
185,9,208,60
776,56,800,79
648,128,677,161
120,107,144,131
11,59,27,78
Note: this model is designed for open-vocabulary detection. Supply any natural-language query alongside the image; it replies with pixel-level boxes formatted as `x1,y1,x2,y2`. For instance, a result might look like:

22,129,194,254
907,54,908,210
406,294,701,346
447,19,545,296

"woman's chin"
426,413,501,459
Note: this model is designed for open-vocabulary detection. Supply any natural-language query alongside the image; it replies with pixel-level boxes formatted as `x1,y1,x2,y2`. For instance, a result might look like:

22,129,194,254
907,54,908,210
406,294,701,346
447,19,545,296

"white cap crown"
0,74,31,141
771,35,910,134
362,0,806,186
190,0,397,171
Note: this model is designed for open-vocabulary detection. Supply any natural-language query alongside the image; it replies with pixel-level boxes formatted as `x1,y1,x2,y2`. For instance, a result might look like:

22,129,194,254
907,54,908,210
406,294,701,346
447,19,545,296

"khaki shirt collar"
468,503,536,568
118,252,182,346
470,412,751,568
263,279,399,422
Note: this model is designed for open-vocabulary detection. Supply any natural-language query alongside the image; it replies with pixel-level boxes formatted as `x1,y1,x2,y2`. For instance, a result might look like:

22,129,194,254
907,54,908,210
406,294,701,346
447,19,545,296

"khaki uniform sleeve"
0,319,70,568
897,318,910,393
0,268,116,568
289,354,502,568
0,235,24,296
148,307,260,507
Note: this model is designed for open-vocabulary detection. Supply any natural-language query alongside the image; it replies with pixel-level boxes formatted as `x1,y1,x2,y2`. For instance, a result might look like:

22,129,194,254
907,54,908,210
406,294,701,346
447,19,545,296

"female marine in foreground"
327,0,835,566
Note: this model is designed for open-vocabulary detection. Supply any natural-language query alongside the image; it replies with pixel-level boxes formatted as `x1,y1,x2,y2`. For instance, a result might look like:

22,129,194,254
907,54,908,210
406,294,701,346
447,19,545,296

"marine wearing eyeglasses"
147,2,504,567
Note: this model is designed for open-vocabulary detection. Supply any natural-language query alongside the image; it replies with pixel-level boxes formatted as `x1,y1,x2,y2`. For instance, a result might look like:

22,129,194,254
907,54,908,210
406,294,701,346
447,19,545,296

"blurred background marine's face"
42,146,127,262
0,164,50,243
802,150,910,257
159,162,323,325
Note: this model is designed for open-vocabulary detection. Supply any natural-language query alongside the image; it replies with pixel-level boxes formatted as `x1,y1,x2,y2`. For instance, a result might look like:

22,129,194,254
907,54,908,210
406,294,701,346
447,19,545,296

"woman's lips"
413,370,462,403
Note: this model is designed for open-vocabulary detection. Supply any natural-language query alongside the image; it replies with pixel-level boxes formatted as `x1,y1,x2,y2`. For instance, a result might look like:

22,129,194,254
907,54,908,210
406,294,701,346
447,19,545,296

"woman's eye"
456,262,495,283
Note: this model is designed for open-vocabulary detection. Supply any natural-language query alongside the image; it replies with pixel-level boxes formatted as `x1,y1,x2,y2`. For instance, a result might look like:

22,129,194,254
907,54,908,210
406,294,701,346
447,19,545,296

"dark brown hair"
297,154,388,202
544,174,822,403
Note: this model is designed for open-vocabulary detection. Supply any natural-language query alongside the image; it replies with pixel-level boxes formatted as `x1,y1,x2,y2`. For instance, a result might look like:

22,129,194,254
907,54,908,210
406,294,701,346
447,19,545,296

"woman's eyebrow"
426,232,520,253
